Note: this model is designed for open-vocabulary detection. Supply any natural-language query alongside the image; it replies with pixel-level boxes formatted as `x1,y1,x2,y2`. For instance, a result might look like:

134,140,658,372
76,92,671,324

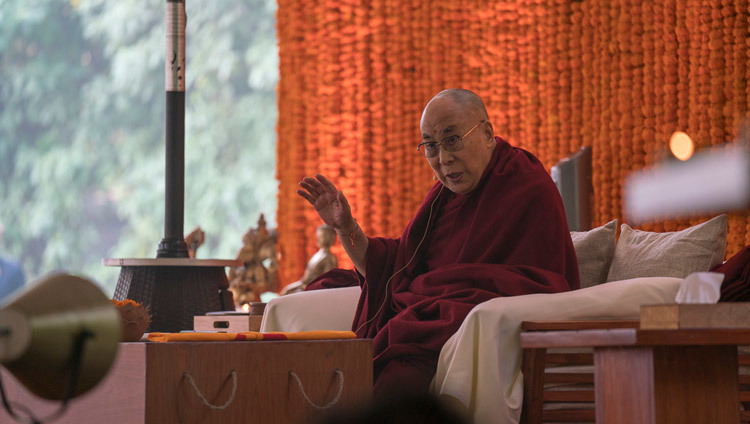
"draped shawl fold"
308,137,579,385
714,245,750,301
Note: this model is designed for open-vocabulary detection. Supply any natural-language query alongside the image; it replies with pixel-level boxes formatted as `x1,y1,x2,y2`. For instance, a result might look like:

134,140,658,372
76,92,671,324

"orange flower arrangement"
275,0,750,289
111,299,151,342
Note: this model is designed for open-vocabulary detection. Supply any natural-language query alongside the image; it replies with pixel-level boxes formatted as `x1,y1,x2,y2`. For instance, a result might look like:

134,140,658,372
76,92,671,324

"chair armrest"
260,286,362,332
521,320,639,331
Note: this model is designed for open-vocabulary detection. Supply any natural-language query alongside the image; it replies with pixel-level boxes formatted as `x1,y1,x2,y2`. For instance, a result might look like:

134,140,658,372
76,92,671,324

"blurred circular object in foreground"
670,131,694,161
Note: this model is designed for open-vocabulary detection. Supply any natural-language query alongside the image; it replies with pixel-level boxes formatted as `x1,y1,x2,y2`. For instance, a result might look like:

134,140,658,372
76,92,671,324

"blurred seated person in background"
318,392,469,424
281,224,338,295
0,222,25,302
297,89,579,397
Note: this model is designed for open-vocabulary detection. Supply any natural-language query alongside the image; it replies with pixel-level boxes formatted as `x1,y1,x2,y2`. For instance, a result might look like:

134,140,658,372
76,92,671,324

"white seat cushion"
260,286,361,332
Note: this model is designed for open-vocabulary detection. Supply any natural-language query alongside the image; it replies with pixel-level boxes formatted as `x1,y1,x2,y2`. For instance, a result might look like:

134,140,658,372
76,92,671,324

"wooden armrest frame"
520,320,638,424
520,320,750,423
521,320,639,332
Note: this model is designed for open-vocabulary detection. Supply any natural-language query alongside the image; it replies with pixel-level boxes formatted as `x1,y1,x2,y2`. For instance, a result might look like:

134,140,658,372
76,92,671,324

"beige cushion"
606,214,727,282
570,220,617,288
261,286,361,332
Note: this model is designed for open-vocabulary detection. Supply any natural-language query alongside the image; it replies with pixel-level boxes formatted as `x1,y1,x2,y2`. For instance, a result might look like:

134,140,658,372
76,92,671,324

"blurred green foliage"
0,0,278,294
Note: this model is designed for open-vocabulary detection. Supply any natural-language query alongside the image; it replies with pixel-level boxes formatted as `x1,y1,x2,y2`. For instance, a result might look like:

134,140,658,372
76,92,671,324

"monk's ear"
484,121,494,144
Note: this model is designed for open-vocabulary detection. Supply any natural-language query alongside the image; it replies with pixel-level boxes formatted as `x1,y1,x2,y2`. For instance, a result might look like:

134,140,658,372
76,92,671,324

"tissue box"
641,303,750,329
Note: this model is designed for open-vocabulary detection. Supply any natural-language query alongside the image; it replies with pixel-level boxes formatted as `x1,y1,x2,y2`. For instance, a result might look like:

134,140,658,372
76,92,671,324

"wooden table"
0,339,372,423
521,327,750,424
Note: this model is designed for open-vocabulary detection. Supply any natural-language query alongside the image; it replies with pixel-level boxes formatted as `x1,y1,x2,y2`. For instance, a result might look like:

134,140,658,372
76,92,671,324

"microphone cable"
355,185,444,334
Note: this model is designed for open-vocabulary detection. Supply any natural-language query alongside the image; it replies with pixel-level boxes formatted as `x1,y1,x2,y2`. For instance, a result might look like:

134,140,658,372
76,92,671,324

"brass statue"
281,224,338,295
228,214,279,307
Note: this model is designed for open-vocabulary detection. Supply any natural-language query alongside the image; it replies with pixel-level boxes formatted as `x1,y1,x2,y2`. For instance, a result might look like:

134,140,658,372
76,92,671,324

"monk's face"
420,97,495,194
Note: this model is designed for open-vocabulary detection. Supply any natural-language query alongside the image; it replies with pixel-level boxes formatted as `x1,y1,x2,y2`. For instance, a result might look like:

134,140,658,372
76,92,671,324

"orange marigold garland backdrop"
275,0,750,289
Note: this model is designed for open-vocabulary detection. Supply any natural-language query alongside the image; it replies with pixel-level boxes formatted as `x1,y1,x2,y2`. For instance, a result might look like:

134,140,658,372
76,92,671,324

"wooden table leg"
595,345,739,424
652,345,739,424
595,347,655,424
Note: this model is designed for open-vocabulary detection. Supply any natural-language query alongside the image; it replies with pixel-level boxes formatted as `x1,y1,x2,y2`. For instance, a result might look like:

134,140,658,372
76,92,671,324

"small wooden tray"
194,312,263,332
640,303,750,330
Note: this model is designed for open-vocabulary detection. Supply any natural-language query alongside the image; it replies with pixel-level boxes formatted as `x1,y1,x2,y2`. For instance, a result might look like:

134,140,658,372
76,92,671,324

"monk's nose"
438,146,454,164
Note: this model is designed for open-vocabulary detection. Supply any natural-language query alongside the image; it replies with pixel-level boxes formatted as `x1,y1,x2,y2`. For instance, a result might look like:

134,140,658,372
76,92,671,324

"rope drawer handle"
289,369,344,410
183,369,238,411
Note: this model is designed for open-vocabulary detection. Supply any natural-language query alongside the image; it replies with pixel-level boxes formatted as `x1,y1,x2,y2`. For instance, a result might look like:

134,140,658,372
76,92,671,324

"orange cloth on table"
278,330,355,340
147,330,356,343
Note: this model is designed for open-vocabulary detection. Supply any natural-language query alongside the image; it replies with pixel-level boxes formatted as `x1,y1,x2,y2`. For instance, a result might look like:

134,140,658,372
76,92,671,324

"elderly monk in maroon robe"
297,88,579,397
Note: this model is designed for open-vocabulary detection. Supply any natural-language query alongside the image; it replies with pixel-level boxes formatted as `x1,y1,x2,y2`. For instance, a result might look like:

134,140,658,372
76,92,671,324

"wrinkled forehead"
420,96,477,138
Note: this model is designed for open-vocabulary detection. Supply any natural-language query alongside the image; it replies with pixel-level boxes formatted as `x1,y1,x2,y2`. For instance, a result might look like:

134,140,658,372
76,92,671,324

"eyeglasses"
417,120,485,158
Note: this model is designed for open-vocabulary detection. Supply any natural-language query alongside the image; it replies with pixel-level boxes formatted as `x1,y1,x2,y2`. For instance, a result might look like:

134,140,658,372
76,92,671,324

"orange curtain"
276,0,750,288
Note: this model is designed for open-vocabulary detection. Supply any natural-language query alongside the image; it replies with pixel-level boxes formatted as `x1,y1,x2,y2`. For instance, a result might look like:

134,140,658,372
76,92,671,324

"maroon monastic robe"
713,245,750,301
307,137,579,394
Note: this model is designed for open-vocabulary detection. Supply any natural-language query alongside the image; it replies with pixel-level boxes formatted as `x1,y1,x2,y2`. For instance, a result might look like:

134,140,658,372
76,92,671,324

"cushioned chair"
262,215,729,423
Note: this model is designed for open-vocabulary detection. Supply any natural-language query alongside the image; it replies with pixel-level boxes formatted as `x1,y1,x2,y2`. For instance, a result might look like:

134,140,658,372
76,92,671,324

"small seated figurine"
281,225,338,295
184,227,205,259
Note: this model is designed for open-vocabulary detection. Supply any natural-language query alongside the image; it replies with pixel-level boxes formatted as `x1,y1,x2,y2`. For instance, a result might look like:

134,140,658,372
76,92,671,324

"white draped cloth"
431,276,682,424
262,277,683,424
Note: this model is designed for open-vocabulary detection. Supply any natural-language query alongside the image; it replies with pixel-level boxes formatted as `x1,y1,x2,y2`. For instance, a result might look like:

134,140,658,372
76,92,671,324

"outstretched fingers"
296,188,316,205
298,180,318,196
298,174,344,211
315,174,338,193
300,177,323,195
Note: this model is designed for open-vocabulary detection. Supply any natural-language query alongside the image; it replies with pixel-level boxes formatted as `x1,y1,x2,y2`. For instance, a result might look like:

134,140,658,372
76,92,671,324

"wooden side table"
0,339,372,423
521,328,750,424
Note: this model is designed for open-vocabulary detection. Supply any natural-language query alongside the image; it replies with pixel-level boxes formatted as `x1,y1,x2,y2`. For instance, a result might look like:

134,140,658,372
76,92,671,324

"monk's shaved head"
420,88,496,194
426,88,489,121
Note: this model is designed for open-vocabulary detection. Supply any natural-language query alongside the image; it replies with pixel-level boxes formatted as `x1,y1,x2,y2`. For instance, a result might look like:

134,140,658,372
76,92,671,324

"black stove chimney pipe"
157,0,188,257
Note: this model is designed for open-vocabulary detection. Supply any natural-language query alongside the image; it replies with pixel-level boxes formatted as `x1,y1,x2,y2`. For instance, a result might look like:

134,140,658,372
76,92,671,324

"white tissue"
674,272,725,304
